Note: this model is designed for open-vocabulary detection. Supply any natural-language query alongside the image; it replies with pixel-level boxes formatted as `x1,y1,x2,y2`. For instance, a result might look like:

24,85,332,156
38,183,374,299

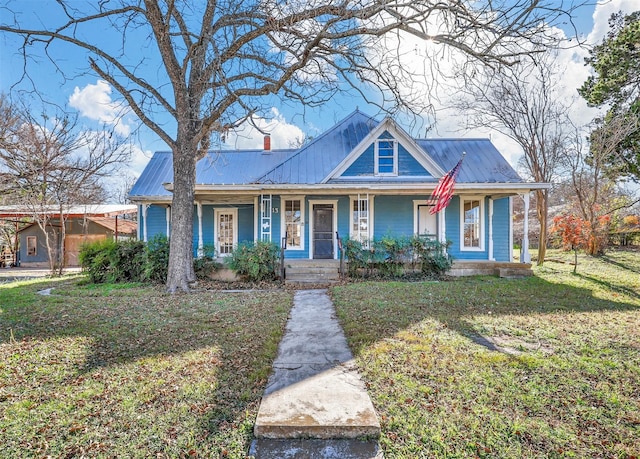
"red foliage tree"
551,213,611,272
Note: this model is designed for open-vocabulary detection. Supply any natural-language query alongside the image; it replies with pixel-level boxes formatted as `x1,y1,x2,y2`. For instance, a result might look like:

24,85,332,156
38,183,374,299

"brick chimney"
263,134,271,151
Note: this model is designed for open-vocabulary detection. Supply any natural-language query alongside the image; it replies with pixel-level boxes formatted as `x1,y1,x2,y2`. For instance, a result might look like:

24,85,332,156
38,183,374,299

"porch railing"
280,231,287,280
336,231,344,279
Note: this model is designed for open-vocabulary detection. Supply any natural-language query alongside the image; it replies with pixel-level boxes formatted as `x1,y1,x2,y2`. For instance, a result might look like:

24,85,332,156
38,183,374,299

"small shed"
0,205,137,268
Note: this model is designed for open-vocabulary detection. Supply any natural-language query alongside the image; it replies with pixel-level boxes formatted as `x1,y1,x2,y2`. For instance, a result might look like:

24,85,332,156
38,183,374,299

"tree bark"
166,140,197,293
535,189,548,266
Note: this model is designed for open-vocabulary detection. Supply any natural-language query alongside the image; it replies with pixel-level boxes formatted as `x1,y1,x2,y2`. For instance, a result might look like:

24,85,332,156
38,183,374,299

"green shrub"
144,235,170,283
194,244,220,279
79,239,118,283
110,240,146,283
226,241,279,282
343,234,452,279
79,236,168,284
410,235,453,276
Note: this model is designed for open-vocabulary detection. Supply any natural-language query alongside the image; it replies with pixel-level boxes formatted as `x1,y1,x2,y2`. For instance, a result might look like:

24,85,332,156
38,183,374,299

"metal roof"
416,138,523,183
128,111,525,200
0,204,137,218
128,151,174,198
255,110,379,184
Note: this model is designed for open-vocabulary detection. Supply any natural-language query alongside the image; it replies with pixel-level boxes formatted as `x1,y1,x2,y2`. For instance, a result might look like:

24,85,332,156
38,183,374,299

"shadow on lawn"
332,274,640,357
0,279,292,452
599,253,640,275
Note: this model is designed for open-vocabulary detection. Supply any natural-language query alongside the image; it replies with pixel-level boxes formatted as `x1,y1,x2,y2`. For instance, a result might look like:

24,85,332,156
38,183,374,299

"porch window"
375,139,397,176
351,194,371,246
461,197,484,250
27,236,37,256
284,198,303,249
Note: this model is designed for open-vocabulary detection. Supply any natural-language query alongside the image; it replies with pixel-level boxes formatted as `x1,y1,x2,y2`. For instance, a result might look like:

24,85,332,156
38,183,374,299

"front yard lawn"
332,249,640,458
2,248,638,458
0,279,293,458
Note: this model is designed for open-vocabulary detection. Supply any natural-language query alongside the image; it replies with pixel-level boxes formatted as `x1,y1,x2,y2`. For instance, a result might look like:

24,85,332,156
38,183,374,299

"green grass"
0,278,293,458
332,248,640,458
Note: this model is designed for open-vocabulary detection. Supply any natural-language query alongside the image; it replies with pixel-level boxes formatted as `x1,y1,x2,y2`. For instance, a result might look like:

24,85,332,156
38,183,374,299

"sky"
0,0,638,196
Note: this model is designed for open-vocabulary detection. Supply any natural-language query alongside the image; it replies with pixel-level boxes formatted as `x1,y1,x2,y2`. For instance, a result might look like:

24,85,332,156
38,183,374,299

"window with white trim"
27,236,37,256
351,194,371,246
461,197,484,250
283,198,303,249
375,139,397,176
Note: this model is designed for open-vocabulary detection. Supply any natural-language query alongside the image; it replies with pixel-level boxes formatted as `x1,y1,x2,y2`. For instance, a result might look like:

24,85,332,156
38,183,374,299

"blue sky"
0,0,638,191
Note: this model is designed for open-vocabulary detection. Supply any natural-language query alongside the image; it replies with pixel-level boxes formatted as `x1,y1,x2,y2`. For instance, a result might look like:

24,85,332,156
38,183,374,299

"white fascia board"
320,117,446,183
128,196,173,204
188,181,550,196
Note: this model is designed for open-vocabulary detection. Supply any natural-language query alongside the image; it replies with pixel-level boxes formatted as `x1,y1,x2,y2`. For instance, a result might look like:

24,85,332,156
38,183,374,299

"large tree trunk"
166,139,197,293
535,189,548,266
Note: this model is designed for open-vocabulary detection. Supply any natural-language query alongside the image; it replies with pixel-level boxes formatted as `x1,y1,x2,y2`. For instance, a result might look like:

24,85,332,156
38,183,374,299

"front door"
313,204,334,259
418,204,437,236
216,209,237,256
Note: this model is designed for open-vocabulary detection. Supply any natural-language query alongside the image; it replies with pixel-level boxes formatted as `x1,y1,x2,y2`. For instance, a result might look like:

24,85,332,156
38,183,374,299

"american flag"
428,154,465,215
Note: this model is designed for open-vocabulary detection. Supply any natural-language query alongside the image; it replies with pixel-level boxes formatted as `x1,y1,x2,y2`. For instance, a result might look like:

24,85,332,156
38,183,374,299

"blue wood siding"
373,196,415,237
336,196,350,240
147,205,168,240
189,204,254,256
492,197,511,261
282,195,308,259
445,196,500,261
445,197,461,257
343,145,374,176
272,196,282,245
341,131,430,177
398,144,430,176
238,206,254,243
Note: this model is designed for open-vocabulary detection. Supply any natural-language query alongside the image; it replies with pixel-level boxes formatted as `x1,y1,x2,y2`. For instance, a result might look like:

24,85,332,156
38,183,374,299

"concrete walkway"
250,289,382,458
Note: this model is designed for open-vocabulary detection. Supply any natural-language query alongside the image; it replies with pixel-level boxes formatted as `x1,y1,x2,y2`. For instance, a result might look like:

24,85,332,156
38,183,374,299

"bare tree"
561,114,640,254
1,1,581,290
456,53,570,264
0,96,129,275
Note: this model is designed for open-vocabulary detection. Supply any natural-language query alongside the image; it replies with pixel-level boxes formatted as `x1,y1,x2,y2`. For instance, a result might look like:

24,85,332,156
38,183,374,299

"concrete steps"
285,260,341,285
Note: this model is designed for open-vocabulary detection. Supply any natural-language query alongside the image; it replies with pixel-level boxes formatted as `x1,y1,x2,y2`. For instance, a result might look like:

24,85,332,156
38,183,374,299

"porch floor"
449,260,533,278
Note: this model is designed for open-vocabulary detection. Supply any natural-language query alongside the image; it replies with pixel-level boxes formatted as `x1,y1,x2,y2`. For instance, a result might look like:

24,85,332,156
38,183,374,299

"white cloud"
588,0,638,44
361,2,638,170
69,80,132,136
225,108,305,150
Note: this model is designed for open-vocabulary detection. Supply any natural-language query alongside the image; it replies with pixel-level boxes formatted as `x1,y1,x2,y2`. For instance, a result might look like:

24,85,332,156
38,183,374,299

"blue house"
129,111,545,274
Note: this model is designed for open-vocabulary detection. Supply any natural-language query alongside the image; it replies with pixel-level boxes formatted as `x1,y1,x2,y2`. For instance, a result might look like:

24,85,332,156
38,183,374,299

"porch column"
196,201,203,257
521,193,531,263
254,196,259,242
142,204,149,242
488,198,495,260
165,206,171,238
438,208,446,247
509,196,514,262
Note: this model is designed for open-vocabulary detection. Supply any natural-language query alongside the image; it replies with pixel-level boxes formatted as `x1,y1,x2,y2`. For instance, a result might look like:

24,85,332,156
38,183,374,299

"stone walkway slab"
253,289,380,440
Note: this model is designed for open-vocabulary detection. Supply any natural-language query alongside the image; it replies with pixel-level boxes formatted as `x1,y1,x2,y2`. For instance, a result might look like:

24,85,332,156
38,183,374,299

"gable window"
283,198,303,250
27,236,37,256
375,139,397,176
461,197,484,251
